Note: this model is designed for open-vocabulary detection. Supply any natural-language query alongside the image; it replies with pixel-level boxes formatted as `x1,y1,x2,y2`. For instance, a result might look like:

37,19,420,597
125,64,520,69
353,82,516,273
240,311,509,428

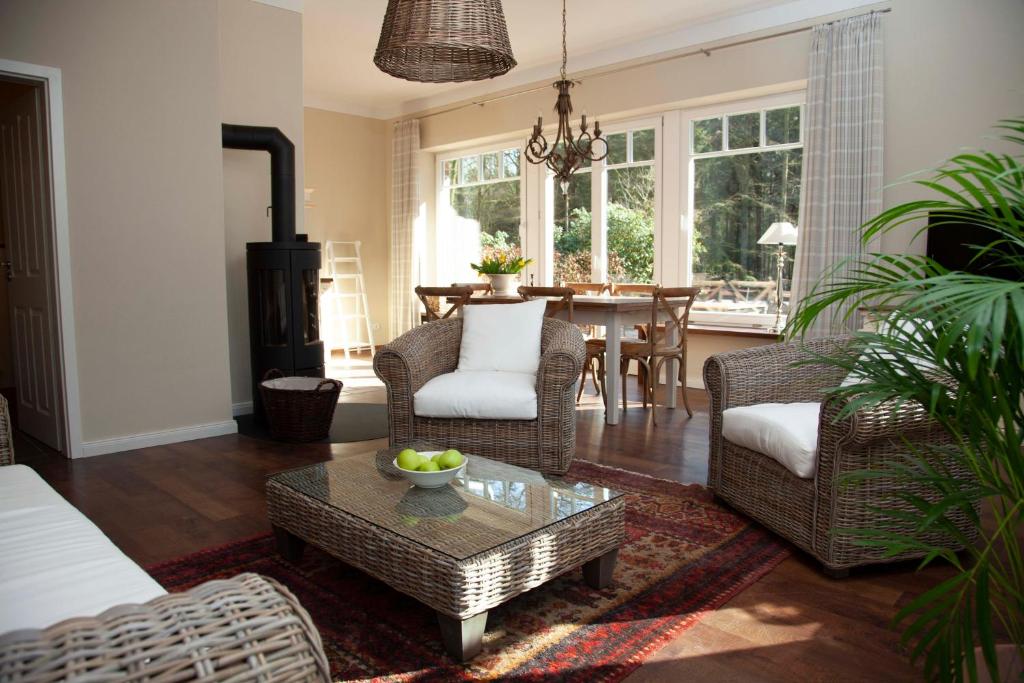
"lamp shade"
758,221,798,245
374,0,517,83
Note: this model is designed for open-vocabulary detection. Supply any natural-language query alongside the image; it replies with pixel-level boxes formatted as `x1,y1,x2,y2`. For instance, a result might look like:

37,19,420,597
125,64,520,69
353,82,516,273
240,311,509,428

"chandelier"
525,0,607,195
374,0,516,83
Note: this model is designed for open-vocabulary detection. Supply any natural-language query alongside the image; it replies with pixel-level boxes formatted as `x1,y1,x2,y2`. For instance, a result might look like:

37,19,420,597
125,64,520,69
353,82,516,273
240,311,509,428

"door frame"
0,59,82,459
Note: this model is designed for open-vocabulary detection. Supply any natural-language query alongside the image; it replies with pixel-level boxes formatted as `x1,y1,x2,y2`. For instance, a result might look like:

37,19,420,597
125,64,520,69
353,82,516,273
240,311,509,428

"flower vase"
486,273,519,296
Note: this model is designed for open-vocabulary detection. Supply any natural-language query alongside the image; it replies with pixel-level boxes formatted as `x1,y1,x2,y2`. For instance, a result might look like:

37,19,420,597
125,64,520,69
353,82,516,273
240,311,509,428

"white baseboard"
232,401,253,417
80,420,238,458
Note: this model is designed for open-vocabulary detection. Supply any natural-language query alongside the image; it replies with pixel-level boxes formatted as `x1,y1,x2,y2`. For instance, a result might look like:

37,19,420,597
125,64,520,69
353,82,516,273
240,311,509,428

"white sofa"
0,464,166,632
0,396,329,682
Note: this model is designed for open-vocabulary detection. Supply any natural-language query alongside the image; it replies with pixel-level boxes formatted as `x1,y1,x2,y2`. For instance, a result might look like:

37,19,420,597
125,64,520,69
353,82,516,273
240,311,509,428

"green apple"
437,449,464,470
418,460,441,472
396,448,422,471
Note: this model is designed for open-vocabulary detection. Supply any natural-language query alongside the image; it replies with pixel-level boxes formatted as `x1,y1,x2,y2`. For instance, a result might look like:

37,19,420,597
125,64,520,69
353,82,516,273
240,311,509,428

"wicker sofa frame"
703,337,979,575
373,317,585,475
0,395,329,682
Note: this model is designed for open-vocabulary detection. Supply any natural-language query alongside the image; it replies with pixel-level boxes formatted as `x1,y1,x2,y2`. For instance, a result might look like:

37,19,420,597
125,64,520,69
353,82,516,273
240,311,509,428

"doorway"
0,68,77,457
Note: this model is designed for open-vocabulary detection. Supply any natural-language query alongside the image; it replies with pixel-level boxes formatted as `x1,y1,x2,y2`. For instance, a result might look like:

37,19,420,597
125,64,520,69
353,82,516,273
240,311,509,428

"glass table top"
268,442,624,561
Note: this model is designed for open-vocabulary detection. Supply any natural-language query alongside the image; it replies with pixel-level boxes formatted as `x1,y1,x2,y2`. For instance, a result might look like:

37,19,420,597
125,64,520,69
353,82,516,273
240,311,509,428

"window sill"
688,324,781,339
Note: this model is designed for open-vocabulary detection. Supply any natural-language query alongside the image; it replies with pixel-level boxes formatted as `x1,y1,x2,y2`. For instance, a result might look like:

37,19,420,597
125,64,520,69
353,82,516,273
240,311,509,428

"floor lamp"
757,221,798,332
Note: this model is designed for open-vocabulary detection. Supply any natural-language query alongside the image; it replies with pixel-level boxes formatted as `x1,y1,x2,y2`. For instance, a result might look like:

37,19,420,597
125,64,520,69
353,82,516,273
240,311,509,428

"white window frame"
430,89,806,332
435,140,527,286
679,91,805,329
540,115,663,286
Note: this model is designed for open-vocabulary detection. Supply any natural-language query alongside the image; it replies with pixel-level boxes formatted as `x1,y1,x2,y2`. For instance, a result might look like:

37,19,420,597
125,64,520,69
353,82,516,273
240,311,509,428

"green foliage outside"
451,180,521,246
553,164,656,283
693,149,801,283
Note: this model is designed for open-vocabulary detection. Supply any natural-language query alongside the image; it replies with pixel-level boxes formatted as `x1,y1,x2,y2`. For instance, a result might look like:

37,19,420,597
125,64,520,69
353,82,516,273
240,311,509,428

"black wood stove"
222,124,323,419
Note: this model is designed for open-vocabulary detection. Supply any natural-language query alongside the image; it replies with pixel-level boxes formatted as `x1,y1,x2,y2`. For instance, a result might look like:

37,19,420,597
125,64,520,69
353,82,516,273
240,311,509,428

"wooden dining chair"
618,286,701,423
609,282,658,389
563,282,610,403
563,282,610,296
610,282,655,296
517,286,574,322
451,281,493,295
415,286,472,322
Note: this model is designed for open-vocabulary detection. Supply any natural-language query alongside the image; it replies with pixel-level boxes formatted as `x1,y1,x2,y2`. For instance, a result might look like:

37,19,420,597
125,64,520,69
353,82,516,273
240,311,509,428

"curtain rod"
409,7,891,122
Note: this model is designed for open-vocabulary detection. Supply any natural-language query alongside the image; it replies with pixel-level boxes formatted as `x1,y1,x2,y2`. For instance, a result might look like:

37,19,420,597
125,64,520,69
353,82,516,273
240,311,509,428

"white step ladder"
322,240,375,362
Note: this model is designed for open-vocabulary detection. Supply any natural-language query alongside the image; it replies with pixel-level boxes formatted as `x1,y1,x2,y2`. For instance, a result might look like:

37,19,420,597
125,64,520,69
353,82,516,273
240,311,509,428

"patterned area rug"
148,461,788,682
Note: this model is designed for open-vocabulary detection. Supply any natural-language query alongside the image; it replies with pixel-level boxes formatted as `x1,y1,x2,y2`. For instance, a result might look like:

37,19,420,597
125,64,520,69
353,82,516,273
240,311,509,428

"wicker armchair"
704,337,979,576
374,317,585,475
0,573,330,682
0,394,13,467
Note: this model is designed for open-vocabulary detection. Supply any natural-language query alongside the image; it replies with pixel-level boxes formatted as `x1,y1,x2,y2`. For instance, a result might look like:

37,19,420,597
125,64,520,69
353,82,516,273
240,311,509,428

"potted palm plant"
787,118,1023,681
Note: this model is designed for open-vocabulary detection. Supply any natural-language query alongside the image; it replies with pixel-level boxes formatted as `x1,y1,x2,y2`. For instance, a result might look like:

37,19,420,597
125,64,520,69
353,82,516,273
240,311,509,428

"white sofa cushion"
842,317,938,387
722,403,821,478
414,370,537,420
0,464,166,633
458,299,547,375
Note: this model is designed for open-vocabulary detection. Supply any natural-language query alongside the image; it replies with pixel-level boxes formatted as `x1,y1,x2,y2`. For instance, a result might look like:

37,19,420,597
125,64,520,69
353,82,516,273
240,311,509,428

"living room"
0,0,1021,680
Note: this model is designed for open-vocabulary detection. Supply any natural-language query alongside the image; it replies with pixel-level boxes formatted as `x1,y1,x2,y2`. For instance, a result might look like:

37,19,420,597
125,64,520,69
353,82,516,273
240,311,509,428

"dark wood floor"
12,369,940,681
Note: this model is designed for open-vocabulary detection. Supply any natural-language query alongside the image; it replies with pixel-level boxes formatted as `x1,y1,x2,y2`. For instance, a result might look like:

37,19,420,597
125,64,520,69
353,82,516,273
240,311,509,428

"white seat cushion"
414,370,537,420
722,403,821,478
0,465,167,633
458,299,547,375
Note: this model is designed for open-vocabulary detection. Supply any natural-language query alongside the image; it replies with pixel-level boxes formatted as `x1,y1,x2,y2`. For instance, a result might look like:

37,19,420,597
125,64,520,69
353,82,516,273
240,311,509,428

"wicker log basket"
260,370,342,442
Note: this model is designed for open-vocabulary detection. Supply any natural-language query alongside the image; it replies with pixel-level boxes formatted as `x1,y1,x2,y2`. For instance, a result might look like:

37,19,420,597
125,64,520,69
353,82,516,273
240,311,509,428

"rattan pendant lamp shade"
374,0,516,83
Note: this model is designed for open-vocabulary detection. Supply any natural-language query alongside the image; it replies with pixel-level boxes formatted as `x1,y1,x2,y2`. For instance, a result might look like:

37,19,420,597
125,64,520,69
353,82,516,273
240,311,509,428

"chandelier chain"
560,0,567,81
524,0,608,194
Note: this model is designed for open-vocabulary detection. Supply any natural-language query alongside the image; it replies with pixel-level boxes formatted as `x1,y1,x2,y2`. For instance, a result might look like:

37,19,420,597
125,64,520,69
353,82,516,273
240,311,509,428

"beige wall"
303,107,388,346
882,0,1024,252
0,0,233,444
219,0,304,407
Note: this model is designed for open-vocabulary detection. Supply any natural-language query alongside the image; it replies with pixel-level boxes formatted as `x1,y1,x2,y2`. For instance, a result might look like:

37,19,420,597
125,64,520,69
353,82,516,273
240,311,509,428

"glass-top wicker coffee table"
266,442,625,661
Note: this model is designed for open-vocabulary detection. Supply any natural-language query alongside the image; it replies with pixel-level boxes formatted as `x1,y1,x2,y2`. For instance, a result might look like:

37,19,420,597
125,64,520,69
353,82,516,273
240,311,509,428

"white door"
0,84,63,451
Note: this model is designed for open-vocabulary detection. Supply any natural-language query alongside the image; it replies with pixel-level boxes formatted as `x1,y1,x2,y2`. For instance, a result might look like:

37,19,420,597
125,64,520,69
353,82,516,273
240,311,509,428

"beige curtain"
389,119,420,340
790,12,883,337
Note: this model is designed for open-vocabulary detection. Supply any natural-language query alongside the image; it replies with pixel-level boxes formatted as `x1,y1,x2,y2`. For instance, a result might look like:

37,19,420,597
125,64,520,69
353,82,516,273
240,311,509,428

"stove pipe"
221,123,296,242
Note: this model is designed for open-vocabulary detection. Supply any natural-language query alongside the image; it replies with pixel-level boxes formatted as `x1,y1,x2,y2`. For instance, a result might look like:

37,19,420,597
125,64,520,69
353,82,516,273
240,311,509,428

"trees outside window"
438,147,522,283
551,127,656,285
691,106,803,316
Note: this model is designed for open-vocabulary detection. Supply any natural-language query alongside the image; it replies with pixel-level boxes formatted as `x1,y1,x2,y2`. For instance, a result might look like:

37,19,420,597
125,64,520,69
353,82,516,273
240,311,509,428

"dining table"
452,292,693,425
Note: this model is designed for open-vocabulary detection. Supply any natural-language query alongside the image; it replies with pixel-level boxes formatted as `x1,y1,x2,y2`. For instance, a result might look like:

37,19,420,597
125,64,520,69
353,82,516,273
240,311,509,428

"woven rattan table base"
266,470,624,661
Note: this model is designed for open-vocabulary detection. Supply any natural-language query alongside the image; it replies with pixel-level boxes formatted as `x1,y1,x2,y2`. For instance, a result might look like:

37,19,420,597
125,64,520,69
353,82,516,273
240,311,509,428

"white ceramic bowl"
393,450,467,489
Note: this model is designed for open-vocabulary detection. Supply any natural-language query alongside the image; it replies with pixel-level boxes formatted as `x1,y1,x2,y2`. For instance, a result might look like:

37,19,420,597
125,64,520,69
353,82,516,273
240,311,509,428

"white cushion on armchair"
414,371,538,420
458,299,547,375
722,402,821,478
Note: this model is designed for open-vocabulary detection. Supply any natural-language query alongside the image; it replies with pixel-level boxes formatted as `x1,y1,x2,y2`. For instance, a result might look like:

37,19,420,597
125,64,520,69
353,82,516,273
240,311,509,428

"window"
430,95,803,331
605,128,656,283
690,104,802,325
551,126,657,285
438,146,523,283
552,158,591,284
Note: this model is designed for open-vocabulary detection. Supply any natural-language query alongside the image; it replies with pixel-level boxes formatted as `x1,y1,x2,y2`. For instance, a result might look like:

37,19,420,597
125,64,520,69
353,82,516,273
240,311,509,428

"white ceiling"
301,0,879,119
